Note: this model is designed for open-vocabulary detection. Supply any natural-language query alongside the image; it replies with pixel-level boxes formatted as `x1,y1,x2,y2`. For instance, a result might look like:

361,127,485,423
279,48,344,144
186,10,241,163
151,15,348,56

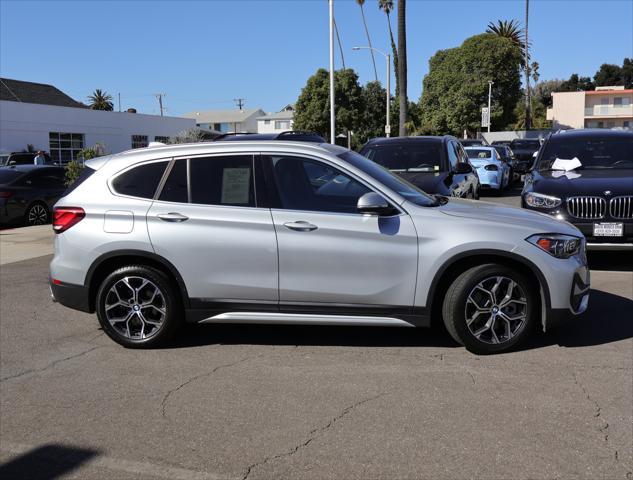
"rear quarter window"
111,161,168,199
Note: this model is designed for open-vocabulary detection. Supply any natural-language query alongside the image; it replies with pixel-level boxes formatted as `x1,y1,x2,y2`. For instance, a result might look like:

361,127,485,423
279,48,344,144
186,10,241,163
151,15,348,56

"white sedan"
465,146,511,193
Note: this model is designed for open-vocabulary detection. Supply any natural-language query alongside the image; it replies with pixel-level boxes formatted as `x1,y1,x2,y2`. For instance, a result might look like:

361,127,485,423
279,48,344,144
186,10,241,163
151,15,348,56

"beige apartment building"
547,86,632,130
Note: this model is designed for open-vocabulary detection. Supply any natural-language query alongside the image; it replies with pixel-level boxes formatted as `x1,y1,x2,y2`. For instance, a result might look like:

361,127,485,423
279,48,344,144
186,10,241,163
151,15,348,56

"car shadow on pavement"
172,289,631,352
588,251,633,272
521,289,633,351
174,323,460,349
0,444,99,480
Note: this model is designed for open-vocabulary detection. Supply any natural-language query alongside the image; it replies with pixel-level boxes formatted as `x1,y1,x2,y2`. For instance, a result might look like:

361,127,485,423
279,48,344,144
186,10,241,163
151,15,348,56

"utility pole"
234,98,245,110
487,80,493,133
118,93,121,112
329,0,335,144
154,93,165,116
524,0,531,130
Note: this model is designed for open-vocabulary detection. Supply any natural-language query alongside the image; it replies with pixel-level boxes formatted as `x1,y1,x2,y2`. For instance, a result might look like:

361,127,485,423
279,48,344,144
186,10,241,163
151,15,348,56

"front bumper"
50,278,92,313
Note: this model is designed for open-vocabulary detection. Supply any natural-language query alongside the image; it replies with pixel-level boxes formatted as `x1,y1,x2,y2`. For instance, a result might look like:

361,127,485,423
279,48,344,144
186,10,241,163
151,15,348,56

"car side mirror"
454,162,473,174
357,192,395,216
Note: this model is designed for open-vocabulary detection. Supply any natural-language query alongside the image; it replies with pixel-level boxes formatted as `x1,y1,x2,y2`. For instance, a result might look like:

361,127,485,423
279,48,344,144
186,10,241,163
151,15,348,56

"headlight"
484,164,498,171
527,234,582,258
524,192,561,209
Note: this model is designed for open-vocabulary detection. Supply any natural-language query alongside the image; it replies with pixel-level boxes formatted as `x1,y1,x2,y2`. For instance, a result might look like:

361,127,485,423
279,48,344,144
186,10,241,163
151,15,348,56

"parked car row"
0,165,67,227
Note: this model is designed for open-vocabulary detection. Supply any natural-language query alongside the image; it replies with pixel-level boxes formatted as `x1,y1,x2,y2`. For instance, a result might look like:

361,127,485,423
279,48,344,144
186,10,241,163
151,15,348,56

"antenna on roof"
234,98,245,110
154,93,166,116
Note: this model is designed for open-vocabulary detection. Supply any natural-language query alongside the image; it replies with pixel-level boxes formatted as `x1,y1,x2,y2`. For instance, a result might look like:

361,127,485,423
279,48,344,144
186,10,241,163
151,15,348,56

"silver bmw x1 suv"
50,141,590,354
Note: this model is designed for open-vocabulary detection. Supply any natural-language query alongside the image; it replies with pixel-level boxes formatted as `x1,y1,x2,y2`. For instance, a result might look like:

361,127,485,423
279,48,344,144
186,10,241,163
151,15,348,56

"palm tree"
333,17,346,69
378,0,398,97
88,89,114,111
524,0,531,129
397,0,407,136
486,19,527,62
356,0,378,81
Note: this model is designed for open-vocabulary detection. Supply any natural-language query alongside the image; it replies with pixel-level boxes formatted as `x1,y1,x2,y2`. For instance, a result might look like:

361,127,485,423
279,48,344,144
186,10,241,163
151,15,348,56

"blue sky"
1,0,631,116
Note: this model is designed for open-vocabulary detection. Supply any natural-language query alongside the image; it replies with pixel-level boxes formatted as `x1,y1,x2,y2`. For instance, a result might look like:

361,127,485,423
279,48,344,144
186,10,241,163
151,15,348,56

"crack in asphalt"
571,371,619,463
466,371,476,385
160,355,258,419
240,393,385,480
0,345,102,382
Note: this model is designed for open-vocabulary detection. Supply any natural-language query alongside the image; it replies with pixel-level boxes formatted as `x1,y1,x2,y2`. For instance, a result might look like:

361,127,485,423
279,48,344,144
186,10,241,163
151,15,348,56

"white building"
182,108,264,134
257,105,294,134
0,78,195,162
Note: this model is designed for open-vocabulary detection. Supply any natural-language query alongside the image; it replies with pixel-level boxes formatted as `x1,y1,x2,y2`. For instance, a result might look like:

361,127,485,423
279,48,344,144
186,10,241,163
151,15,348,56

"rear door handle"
283,221,318,232
157,212,189,222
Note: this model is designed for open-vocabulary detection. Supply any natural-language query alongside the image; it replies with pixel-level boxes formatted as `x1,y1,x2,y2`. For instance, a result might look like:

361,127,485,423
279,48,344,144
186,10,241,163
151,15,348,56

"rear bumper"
50,279,92,313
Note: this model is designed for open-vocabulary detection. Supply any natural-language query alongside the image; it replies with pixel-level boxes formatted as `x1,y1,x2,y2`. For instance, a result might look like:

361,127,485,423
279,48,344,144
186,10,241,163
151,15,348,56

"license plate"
593,222,623,237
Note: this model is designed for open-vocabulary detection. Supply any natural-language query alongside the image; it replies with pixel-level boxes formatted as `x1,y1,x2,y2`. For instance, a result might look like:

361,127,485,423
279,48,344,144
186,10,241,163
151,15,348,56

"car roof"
88,141,347,171
464,146,495,150
0,164,63,173
549,128,633,140
363,136,453,146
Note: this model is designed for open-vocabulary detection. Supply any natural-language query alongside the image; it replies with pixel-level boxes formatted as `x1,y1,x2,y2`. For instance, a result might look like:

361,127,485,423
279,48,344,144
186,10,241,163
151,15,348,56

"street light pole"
353,46,390,137
487,80,494,134
329,0,335,144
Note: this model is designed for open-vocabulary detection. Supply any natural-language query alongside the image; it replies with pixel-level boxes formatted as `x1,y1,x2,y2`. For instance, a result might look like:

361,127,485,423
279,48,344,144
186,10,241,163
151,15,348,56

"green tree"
293,68,363,143
87,89,114,111
378,0,399,97
419,33,522,136
486,19,527,61
593,63,623,87
358,81,386,143
65,143,106,186
622,58,633,89
533,79,564,108
559,73,594,92
356,0,378,81
397,0,408,135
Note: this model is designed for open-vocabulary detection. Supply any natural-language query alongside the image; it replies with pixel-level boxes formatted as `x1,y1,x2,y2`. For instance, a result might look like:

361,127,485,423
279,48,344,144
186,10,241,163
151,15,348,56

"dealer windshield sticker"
551,157,582,172
221,168,251,204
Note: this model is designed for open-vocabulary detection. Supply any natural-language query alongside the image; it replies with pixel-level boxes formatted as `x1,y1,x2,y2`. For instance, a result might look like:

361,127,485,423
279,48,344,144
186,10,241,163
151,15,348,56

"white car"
465,146,511,192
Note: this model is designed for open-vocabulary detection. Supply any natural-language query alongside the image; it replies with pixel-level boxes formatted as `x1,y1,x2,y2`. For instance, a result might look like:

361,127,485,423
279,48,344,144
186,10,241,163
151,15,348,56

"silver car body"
50,141,589,330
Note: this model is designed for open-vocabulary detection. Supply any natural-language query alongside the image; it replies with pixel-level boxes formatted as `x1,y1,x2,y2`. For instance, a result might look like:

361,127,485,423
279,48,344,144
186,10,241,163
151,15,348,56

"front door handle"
157,212,189,222
283,221,318,232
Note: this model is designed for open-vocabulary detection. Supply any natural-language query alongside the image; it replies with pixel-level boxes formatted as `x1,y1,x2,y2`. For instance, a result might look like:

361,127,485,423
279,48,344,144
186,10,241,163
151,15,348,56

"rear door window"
158,159,188,203
112,161,168,199
189,155,255,207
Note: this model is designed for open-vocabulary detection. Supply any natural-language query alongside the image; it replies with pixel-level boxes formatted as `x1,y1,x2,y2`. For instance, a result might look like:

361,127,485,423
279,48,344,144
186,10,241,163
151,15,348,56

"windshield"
0,169,24,184
338,151,437,207
466,149,492,159
0,155,10,166
361,143,443,172
511,140,540,150
538,136,633,170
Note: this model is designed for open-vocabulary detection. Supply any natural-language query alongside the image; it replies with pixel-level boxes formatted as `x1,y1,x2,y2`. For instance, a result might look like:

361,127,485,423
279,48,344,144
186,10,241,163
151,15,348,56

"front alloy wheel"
442,264,535,354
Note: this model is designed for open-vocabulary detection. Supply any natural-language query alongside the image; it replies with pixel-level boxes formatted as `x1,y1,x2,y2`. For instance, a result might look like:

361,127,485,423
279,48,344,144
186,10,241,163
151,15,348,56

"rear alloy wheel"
442,264,535,354
26,203,49,226
96,265,182,348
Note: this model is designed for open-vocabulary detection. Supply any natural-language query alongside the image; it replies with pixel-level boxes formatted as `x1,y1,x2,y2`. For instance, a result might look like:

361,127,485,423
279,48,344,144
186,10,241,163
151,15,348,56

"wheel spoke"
104,276,166,340
497,280,516,307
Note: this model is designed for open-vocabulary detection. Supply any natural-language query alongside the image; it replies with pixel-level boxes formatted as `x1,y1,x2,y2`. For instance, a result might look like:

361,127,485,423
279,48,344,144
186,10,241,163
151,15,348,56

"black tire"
96,265,182,348
25,202,49,226
442,264,536,355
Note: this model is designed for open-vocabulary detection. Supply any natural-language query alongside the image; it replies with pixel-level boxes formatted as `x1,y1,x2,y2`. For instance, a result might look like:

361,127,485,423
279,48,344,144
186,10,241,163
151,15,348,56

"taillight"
0,191,12,198
53,207,85,233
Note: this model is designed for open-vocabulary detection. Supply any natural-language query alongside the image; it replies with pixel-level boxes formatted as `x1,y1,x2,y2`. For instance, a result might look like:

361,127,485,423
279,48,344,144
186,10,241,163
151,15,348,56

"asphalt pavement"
1,189,632,480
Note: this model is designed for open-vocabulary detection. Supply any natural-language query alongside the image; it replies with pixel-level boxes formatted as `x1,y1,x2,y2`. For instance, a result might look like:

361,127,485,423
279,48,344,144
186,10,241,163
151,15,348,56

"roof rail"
213,132,256,141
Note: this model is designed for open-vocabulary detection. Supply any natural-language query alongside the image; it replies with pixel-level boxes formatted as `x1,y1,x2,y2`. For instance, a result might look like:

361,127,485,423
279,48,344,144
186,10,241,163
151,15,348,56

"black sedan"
359,136,481,199
522,129,633,250
493,145,518,182
510,138,541,175
0,165,67,227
